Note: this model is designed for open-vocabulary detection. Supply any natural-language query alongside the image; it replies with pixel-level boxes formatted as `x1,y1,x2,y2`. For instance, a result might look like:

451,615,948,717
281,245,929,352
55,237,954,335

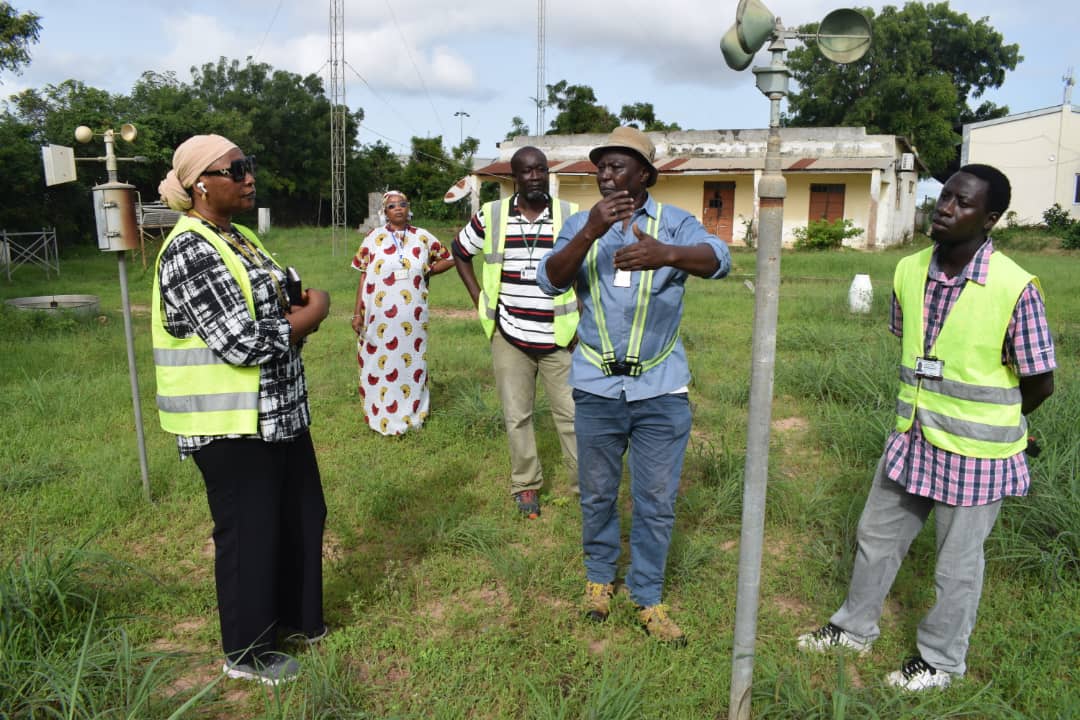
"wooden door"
809,183,846,222
702,182,735,242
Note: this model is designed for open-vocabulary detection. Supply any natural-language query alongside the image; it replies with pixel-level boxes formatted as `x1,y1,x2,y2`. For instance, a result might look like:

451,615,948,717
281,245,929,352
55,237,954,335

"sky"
4,0,1078,196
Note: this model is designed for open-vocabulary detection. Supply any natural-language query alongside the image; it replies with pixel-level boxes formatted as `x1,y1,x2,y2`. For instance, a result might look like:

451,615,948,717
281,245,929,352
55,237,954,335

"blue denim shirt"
537,194,731,401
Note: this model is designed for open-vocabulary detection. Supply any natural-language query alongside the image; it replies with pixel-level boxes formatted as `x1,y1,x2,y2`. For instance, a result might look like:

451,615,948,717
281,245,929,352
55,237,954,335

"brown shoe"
583,581,614,622
638,604,686,646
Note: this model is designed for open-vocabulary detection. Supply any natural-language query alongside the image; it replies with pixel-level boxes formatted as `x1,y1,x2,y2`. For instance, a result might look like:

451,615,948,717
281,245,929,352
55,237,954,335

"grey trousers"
490,331,577,494
830,455,1002,675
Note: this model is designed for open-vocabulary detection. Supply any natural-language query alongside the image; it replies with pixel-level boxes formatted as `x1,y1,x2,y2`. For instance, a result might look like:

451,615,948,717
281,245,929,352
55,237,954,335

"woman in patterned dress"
351,191,454,434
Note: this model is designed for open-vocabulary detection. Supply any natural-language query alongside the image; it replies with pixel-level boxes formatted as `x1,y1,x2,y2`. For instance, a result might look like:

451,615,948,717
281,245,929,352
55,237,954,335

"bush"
1063,221,1080,250
792,218,862,250
1042,203,1074,233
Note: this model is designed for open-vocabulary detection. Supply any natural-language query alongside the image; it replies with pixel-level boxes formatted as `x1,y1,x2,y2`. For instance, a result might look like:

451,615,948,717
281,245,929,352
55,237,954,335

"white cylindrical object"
848,273,873,314
258,207,271,233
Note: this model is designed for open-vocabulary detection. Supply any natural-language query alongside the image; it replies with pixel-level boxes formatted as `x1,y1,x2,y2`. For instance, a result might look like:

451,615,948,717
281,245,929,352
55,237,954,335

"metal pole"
729,39,788,720
105,129,152,501
118,251,151,501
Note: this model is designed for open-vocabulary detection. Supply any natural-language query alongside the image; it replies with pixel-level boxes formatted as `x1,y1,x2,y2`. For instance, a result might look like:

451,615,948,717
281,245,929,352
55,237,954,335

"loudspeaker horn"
721,25,755,71
817,8,871,64
735,0,776,54
120,123,138,142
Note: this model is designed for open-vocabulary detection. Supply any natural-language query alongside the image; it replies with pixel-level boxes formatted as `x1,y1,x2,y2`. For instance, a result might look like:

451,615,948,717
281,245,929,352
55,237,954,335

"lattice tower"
329,0,347,254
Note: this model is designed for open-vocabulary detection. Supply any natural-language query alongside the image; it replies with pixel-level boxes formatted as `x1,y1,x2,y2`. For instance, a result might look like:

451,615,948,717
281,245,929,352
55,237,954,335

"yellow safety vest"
151,216,278,436
579,204,678,377
894,246,1036,458
478,197,579,346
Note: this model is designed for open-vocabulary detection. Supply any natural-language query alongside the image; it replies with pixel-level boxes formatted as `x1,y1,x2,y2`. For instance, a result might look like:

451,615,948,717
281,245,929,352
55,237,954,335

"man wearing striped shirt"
453,146,578,518
798,164,1056,691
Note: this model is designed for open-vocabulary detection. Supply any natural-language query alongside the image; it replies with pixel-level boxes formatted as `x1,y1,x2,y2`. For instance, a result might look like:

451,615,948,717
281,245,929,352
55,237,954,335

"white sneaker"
796,622,873,655
223,653,300,686
885,656,953,691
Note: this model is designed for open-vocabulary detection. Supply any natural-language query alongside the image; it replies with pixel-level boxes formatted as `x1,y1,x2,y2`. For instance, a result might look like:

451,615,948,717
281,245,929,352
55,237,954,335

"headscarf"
158,134,239,211
381,190,408,208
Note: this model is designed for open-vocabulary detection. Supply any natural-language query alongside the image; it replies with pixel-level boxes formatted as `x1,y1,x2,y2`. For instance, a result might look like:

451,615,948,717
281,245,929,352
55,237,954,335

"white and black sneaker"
796,622,873,655
223,653,300,686
886,655,953,691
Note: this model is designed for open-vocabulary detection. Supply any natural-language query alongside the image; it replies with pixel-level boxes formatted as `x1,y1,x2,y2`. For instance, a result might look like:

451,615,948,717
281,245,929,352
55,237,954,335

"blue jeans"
574,389,692,607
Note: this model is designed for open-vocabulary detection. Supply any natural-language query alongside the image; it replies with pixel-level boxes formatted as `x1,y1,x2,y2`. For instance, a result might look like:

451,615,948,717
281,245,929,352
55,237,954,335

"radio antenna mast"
330,0,347,254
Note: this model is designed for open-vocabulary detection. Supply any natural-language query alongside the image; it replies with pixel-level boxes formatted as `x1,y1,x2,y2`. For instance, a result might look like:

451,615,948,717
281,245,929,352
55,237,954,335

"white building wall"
963,105,1080,223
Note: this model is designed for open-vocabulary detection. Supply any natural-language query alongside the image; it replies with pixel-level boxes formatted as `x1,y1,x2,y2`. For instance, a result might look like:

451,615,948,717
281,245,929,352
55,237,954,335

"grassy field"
1,225,1077,719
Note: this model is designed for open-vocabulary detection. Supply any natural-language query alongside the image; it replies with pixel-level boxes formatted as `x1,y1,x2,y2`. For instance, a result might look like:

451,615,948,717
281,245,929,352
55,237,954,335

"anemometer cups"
721,0,775,70
721,1,871,71
816,9,871,64
74,123,138,143
735,0,775,54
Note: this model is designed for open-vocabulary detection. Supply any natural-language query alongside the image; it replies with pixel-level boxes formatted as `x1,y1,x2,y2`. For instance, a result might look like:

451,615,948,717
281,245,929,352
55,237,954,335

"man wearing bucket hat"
538,126,731,645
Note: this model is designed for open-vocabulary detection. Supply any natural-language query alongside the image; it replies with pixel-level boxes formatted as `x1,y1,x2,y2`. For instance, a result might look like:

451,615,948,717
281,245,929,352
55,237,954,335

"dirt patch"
845,663,866,689
323,529,344,564
771,595,810,616
772,416,809,433
130,304,151,315
420,583,513,625
429,307,476,321
588,639,609,656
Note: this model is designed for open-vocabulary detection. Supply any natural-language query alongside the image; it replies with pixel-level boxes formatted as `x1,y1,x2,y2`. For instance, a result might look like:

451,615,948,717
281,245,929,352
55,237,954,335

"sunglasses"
385,201,410,210
201,155,257,182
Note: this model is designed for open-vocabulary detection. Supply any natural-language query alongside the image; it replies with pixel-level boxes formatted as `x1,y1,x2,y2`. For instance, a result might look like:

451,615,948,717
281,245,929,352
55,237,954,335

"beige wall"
965,106,1080,223
485,169,915,248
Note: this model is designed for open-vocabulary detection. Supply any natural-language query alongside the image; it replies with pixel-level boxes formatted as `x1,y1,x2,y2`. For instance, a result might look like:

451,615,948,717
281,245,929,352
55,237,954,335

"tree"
545,80,619,135
505,116,530,140
0,1,40,77
619,102,681,132
189,57,361,225
400,136,462,220
784,2,1020,181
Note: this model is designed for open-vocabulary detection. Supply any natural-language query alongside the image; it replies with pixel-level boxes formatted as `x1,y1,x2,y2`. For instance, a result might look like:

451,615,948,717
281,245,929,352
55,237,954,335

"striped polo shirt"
453,195,561,354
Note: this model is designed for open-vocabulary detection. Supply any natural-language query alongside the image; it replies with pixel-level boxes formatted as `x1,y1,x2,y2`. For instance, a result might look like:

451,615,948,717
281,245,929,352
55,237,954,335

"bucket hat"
588,126,659,187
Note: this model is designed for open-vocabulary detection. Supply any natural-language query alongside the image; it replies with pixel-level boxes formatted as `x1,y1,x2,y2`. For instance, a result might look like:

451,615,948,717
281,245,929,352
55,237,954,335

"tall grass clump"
0,537,204,719
990,384,1080,586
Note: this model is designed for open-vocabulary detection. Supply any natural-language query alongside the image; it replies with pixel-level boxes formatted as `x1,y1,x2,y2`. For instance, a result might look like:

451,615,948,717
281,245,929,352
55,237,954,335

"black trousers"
193,431,326,663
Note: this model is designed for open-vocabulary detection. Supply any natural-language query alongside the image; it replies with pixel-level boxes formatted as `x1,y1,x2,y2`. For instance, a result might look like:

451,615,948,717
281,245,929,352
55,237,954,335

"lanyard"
385,224,410,267
189,211,288,311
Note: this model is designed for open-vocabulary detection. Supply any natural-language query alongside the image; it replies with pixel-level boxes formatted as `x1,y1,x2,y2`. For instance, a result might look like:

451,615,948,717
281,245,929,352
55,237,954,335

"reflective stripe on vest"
477,197,579,345
151,215,275,436
893,246,1036,458
581,204,676,377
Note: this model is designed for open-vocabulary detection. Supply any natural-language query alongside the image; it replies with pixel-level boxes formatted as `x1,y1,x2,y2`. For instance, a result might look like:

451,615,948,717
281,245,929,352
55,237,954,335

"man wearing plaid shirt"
797,164,1056,691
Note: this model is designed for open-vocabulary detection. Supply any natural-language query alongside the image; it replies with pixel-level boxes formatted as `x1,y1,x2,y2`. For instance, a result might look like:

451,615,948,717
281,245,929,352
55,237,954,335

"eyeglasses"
385,202,410,210
201,155,256,182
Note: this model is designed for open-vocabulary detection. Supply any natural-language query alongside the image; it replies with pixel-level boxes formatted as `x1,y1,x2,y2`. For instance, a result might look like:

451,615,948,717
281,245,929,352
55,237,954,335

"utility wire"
345,61,420,137
381,0,446,135
250,0,286,62
358,122,511,183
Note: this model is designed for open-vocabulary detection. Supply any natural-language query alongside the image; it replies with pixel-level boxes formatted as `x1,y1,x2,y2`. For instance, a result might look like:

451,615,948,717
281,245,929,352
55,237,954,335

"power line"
381,0,446,136
250,0,286,62
345,61,420,137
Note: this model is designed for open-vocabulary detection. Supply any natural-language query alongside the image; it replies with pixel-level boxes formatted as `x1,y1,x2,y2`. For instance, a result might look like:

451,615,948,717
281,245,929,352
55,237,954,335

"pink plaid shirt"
883,241,1056,506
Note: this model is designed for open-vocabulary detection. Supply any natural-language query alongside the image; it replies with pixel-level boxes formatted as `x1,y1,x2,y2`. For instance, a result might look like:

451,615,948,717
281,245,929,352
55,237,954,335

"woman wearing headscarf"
154,134,331,685
350,191,454,435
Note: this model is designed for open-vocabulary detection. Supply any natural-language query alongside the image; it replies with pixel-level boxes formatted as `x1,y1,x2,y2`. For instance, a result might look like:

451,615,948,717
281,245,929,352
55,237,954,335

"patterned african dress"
351,223,450,435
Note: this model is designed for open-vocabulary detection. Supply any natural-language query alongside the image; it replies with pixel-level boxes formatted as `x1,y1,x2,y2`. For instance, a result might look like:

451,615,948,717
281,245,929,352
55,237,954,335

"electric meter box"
92,182,140,252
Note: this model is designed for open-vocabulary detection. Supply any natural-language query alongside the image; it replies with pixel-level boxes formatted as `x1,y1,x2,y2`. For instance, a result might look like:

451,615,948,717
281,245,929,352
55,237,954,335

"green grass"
1,228,1078,718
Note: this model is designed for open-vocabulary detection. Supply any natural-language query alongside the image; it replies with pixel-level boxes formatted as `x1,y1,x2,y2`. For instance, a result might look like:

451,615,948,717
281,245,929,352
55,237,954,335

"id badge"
394,268,409,280
915,356,944,380
613,269,632,288
519,266,537,281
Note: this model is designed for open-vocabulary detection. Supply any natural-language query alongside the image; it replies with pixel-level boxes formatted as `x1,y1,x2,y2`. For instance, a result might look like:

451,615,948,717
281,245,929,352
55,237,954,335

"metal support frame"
329,0,347,255
1,228,59,281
